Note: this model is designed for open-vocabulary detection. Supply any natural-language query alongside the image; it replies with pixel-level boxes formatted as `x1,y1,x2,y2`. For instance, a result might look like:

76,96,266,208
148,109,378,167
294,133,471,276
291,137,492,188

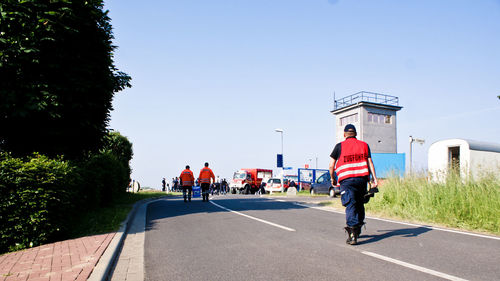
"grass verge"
320,173,500,235
68,191,178,238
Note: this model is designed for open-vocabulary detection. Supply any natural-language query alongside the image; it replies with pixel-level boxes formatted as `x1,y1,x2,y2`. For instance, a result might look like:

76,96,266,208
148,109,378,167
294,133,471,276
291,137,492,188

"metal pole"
280,131,284,193
281,132,283,156
409,136,413,175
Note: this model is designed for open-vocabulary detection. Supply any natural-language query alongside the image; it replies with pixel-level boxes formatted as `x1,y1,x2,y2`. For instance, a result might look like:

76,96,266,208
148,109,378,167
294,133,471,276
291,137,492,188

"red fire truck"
229,168,273,194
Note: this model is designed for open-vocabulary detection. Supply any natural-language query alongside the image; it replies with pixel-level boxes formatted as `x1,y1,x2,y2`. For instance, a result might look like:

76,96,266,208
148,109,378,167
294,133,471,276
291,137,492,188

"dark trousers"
201,183,210,201
340,177,368,227
182,186,192,201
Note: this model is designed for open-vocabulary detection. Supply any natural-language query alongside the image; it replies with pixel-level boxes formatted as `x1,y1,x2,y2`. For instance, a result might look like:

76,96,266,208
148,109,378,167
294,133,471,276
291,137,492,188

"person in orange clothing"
198,162,215,202
179,165,195,202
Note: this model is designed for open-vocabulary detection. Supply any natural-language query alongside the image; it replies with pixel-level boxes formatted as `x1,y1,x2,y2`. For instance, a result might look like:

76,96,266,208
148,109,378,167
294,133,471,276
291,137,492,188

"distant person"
221,178,228,195
199,162,215,202
162,178,166,192
179,165,195,202
329,124,378,245
173,177,179,192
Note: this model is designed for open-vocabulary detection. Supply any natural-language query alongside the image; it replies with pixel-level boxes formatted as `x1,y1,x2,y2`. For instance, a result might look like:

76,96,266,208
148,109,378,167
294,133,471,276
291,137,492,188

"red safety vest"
199,167,215,184
179,169,195,186
335,137,370,182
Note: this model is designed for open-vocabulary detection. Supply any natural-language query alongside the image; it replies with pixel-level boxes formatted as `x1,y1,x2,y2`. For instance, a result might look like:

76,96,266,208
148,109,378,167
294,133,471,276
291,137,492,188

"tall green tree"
102,131,133,167
0,0,131,158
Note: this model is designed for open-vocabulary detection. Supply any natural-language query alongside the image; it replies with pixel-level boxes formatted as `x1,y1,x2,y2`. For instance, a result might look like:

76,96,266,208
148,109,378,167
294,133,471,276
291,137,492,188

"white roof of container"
465,139,500,153
431,139,500,153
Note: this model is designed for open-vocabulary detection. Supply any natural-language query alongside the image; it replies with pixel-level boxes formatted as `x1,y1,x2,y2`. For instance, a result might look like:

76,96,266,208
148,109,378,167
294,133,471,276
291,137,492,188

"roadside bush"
0,132,133,253
76,151,129,208
0,153,78,253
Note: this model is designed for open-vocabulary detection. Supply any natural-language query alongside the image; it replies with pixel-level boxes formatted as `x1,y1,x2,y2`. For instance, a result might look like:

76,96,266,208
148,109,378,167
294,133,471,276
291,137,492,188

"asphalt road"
144,195,500,281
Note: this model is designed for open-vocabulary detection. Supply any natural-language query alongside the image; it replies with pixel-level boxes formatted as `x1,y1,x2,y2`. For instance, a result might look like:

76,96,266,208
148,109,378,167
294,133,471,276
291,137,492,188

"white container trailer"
428,139,500,182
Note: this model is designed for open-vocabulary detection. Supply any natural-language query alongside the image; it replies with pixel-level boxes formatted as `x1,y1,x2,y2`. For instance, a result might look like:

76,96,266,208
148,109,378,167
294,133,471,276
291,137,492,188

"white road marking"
291,202,500,241
210,201,296,232
362,251,469,281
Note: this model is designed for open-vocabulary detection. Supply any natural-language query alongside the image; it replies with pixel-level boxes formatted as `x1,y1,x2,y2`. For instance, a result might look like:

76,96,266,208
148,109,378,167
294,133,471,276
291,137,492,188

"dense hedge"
0,132,133,253
0,153,77,253
76,151,129,208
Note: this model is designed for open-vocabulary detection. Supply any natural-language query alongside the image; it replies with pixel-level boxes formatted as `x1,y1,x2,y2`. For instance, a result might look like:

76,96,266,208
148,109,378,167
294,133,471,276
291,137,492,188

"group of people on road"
161,123,378,246
163,165,230,201
178,162,215,202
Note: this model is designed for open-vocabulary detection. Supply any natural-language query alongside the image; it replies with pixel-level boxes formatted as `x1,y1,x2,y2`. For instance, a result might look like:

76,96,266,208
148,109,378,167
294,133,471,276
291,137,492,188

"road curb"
87,196,167,281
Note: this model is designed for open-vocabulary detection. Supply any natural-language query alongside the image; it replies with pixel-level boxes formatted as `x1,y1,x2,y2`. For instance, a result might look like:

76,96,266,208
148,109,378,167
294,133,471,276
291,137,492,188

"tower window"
340,113,358,126
368,112,392,124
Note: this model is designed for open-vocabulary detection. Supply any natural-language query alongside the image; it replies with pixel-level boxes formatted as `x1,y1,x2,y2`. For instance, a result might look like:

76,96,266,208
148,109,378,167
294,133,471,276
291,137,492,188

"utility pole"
409,135,425,174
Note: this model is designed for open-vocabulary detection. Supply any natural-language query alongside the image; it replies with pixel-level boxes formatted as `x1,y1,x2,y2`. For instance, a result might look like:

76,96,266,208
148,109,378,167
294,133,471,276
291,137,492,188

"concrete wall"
334,107,361,144
360,106,397,153
334,105,398,153
469,150,500,179
428,139,469,181
371,153,405,178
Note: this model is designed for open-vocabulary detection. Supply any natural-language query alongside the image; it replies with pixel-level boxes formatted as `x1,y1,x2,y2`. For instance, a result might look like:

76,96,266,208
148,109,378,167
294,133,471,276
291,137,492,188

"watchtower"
331,91,402,153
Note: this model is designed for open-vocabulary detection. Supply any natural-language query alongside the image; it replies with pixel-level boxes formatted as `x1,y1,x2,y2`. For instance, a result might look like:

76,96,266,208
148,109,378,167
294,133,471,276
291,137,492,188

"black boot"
344,226,358,245
353,226,361,242
354,226,361,237
355,222,366,237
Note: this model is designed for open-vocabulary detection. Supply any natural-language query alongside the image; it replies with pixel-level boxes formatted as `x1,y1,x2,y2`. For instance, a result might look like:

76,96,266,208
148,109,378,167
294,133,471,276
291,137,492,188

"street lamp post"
409,135,425,174
275,128,284,193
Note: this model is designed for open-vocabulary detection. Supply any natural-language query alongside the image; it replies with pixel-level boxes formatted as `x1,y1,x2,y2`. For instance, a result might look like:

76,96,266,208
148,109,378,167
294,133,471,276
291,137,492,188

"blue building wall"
371,153,405,178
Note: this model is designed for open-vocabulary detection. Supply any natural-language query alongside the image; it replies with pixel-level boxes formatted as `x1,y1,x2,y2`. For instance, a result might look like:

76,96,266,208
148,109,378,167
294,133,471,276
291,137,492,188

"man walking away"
329,124,378,245
173,177,179,192
180,165,195,202
162,178,166,192
199,162,215,202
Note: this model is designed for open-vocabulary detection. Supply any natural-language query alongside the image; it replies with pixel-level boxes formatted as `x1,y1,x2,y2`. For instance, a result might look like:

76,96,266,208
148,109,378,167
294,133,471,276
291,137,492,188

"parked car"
309,171,340,197
264,178,289,193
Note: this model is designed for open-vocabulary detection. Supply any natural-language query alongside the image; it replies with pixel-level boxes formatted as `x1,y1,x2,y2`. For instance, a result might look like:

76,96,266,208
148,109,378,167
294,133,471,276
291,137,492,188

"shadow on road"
142,195,307,234
358,226,432,245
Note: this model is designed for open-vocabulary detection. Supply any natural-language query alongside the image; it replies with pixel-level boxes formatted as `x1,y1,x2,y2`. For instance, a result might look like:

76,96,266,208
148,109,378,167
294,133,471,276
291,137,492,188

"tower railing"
334,91,399,110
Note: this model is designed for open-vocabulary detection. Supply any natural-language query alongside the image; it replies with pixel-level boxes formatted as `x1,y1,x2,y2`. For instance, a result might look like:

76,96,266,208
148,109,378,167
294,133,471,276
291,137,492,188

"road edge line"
292,202,500,241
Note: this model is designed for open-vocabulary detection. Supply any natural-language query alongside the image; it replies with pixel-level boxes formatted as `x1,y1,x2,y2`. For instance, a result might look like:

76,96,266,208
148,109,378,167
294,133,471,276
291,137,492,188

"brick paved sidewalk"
0,233,115,281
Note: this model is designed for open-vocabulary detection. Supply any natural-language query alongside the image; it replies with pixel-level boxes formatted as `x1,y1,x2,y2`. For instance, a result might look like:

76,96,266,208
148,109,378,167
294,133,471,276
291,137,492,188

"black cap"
186,165,190,169
344,124,356,132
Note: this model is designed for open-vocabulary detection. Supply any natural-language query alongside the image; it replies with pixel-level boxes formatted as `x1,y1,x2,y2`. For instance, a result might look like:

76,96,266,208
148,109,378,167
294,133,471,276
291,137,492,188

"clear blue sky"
105,0,500,189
